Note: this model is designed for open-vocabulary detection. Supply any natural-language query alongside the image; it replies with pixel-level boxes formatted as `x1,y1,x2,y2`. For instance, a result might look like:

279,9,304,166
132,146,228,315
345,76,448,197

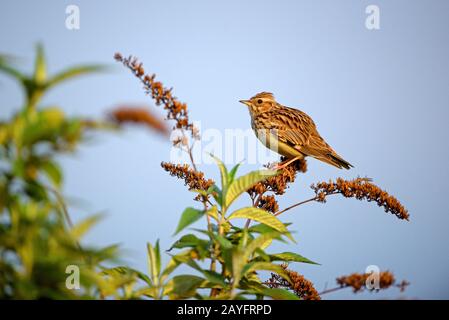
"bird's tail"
300,144,353,170
325,152,353,170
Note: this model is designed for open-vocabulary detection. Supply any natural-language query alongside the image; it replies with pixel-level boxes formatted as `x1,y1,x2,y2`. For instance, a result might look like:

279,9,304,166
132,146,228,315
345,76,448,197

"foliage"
0,45,118,299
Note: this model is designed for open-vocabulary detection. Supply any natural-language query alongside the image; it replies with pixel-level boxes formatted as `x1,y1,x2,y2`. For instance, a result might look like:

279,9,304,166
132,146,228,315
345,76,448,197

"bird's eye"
257,99,263,104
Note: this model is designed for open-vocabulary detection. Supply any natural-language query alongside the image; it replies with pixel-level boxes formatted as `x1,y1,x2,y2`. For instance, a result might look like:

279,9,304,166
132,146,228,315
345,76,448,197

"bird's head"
239,92,276,114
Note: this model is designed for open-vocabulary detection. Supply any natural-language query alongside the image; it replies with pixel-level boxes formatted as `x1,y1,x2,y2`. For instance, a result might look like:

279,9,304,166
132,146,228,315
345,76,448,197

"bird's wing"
268,106,353,169
270,107,315,148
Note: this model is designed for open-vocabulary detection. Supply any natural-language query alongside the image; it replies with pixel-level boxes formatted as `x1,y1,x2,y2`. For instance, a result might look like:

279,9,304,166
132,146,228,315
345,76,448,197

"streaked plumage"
239,92,353,169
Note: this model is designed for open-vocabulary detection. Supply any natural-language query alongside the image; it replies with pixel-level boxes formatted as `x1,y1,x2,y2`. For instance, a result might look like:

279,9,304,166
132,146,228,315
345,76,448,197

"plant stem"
274,192,340,217
318,286,344,295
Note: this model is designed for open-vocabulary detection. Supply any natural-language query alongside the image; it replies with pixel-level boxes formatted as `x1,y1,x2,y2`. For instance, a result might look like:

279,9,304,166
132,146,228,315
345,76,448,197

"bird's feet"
270,156,302,171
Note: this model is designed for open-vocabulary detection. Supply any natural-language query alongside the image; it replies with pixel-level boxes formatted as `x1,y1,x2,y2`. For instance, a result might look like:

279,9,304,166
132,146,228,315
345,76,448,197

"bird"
239,92,353,170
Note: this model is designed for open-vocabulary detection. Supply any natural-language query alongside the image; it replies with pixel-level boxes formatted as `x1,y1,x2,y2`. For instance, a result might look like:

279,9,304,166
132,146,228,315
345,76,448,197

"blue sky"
1,0,449,299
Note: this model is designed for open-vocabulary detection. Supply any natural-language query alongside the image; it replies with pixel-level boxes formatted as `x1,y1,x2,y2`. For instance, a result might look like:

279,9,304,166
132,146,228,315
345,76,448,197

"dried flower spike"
161,162,214,201
267,264,320,300
336,271,395,293
311,177,409,220
114,53,198,143
109,106,168,135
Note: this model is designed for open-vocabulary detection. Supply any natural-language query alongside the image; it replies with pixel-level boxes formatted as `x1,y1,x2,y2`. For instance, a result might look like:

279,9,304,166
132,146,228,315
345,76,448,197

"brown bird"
240,92,353,170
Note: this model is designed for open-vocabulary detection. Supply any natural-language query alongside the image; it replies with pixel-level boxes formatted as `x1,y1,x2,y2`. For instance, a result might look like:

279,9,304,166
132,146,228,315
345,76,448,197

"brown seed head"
311,177,409,220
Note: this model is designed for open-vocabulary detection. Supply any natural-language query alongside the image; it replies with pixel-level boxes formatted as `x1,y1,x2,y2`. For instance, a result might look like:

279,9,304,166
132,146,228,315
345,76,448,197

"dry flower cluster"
266,264,321,300
114,52,201,170
335,271,409,293
161,162,214,191
247,157,307,213
311,177,410,220
109,105,168,135
161,162,214,201
114,52,199,150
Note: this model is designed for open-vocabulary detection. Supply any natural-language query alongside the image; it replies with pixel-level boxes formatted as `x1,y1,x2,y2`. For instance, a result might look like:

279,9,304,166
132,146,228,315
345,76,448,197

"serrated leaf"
228,162,241,184
224,170,278,209
174,207,204,235
242,262,292,285
228,207,287,234
210,153,228,191
269,252,319,265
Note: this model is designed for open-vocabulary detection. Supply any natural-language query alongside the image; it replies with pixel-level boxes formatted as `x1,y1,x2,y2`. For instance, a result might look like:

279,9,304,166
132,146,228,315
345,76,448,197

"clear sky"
1,0,449,299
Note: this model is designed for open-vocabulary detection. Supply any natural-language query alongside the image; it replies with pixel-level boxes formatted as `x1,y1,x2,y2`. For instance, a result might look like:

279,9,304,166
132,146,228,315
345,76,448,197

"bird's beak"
239,99,251,107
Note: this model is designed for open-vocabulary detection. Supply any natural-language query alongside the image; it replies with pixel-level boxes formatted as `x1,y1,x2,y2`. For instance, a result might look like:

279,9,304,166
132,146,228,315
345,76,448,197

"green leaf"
171,252,226,287
268,252,319,265
163,275,207,298
0,62,26,82
224,170,278,209
228,207,287,234
210,153,229,192
228,162,241,184
242,262,292,285
46,64,106,89
202,270,227,287
147,242,160,286
169,234,200,249
169,234,208,250
231,249,245,289
34,43,47,84
248,223,291,243
172,252,203,271
70,214,102,239
41,160,63,187
214,234,233,250
154,240,162,277
206,205,219,221
208,184,222,206
254,248,271,261
243,233,278,260
160,250,191,283
253,287,300,300
174,207,204,235
101,266,151,286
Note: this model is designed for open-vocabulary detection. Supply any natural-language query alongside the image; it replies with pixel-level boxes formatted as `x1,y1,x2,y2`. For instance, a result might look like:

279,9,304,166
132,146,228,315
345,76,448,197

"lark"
240,92,353,170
